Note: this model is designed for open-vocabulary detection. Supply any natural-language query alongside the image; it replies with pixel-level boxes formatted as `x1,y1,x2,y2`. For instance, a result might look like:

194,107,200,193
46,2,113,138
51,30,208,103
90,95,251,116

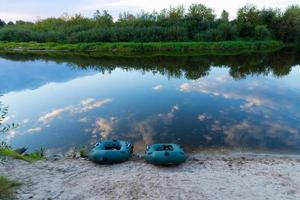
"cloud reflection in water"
179,72,300,151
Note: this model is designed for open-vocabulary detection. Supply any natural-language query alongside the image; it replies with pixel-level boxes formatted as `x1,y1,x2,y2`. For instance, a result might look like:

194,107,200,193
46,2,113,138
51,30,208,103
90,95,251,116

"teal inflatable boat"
89,140,133,164
145,144,187,166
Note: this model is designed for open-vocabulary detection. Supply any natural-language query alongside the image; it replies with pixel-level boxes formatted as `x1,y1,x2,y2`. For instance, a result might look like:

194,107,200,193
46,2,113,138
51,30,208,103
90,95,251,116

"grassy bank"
0,41,284,56
0,176,21,199
0,147,44,162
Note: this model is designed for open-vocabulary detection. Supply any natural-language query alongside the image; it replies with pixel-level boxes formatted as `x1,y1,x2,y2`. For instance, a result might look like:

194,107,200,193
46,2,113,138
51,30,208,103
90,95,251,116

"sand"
1,152,300,200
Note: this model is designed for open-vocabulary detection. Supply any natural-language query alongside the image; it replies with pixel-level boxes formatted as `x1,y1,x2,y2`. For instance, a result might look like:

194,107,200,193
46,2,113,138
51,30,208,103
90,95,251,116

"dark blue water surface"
1,51,300,154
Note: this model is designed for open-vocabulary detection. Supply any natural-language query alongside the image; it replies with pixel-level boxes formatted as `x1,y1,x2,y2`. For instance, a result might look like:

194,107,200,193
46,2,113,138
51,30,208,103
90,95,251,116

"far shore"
1,151,300,200
0,41,284,57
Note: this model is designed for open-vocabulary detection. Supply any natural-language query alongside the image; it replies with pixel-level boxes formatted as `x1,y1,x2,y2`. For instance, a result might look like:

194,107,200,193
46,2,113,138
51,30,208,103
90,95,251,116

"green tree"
237,4,260,37
255,25,271,40
218,23,238,40
186,4,215,38
278,5,300,42
93,10,113,27
187,4,215,21
0,19,5,28
221,10,229,23
118,12,136,25
0,4,298,43
168,5,185,19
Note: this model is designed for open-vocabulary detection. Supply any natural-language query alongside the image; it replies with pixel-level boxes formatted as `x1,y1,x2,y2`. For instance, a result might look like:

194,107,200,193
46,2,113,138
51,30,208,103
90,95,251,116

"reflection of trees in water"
0,49,299,80
227,51,299,79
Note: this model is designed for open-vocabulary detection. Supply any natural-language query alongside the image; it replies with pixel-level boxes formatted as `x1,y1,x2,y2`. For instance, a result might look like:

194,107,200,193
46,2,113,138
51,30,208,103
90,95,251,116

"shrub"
255,25,271,40
0,27,42,42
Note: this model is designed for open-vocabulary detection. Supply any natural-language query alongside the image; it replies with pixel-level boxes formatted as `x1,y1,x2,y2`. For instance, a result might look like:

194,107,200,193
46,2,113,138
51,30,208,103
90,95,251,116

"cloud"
94,118,113,138
77,98,112,113
80,98,94,106
91,117,116,144
5,130,17,141
197,113,211,121
200,116,300,150
152,84,163,91
223,121,256,146
22,119,30,124
158,105,179,124
179,75,271,110
181,73,300,118
122,104,179,152
78,117,90,123
38,108,68,124
26,127,42,134
0,11,37,22
132,119,155,152
38,98,112,124
179,72,300,150
209,119,300,147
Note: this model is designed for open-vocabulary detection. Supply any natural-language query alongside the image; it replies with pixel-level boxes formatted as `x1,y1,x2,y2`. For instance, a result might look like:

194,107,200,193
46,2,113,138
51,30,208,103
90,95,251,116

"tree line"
0,4,299,44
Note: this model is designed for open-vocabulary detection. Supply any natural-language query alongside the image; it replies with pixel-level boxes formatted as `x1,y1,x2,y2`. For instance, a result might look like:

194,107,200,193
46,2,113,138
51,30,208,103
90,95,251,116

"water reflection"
180,71,300,151
1,48,299,82
0,49,300,154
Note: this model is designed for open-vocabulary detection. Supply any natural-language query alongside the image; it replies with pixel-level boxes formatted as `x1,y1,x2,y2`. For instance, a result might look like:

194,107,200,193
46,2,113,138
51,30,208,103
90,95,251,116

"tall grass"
0,144,45,162
0,41,284,56
0,176,21,199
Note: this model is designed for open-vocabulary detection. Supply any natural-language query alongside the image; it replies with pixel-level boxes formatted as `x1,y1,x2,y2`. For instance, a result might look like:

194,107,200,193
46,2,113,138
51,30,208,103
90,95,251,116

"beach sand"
1,152,300,200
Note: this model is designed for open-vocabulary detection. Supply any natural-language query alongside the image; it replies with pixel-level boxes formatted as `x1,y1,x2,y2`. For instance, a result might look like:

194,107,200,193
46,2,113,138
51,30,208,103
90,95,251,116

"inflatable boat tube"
89,140,133,164
145,144,187,166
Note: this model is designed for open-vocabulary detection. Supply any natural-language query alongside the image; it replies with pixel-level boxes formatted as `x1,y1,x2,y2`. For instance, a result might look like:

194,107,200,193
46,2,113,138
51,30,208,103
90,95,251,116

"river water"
1,50,300,154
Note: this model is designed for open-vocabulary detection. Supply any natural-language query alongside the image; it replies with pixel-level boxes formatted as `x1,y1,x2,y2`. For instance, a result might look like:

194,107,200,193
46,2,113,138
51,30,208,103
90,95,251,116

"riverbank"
1,152,300,200
0,41,284,56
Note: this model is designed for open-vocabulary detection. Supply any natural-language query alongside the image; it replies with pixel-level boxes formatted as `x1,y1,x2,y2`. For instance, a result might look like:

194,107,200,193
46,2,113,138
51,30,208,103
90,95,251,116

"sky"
0,0,298,22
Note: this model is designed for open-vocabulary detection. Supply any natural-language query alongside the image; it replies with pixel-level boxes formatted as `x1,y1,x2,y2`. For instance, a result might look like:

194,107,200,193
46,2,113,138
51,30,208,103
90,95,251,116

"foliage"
0,142,44,162
0,176,21,199
0,4,298,44
0,41,284,56
93,10,113,27
0,19,5,28
220,10,229,23
255,25,271,40
278,5,300,43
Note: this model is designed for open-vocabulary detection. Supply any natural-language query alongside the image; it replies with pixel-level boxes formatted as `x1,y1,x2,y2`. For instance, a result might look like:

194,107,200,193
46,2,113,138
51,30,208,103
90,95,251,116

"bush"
217,23,238,40
255,25,271,40
195,29,223,41
69,26,188,43
0,5,296,43
0,27,42,42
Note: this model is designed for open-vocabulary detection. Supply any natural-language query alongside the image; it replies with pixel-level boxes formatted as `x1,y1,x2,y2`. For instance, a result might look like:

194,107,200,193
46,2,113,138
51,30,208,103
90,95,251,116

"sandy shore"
1,152,300,200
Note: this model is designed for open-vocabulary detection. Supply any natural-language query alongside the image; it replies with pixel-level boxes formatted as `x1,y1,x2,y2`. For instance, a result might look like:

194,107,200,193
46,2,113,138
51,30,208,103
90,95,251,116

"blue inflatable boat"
145,144,187,166
89,140,133,164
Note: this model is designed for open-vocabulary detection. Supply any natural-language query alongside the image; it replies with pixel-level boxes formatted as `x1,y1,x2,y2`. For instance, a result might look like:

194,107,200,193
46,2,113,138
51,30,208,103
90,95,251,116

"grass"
0,41,284,56
69,146,89,158
0,176,21,199
0,147,45,162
